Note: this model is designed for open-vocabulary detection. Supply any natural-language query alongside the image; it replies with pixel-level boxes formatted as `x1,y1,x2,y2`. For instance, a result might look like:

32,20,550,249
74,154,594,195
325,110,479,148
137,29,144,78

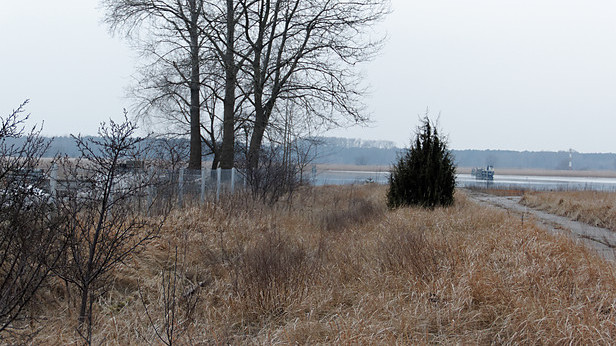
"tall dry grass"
9,185,616,344
521,190,616,231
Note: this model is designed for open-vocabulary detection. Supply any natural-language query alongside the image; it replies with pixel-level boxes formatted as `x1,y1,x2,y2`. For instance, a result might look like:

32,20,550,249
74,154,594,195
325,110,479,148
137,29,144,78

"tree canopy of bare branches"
102,0,388,177
238,0,388,171
103,0,206,170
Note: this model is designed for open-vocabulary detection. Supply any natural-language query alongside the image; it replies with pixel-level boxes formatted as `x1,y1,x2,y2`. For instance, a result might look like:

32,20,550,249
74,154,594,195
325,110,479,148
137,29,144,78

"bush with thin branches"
0,101,66,335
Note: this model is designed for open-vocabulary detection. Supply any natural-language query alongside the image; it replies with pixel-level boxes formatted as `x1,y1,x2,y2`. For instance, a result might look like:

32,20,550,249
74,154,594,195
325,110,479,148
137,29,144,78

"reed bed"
12,185,616,344
521,190,616,232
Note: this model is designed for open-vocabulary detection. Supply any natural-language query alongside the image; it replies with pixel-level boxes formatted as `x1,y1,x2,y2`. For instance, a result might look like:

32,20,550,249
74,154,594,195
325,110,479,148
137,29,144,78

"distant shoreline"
316,164,616,178
456,167,616,178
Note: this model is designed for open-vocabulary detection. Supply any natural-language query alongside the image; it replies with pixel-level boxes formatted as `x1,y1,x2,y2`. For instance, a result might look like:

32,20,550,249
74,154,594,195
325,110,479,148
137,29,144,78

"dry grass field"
11,185,616,344
521,191,616,232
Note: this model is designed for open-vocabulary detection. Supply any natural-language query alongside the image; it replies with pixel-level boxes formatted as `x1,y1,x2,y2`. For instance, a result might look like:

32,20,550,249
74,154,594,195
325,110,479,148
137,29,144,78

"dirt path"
464,190,616,261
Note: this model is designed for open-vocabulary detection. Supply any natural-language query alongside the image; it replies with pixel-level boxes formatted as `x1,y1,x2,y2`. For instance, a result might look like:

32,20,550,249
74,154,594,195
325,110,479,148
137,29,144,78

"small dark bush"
387,116,456,208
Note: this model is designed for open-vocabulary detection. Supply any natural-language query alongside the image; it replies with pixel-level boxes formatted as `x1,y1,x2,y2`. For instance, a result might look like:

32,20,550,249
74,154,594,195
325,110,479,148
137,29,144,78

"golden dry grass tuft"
521,190,616,231
11,185,616,344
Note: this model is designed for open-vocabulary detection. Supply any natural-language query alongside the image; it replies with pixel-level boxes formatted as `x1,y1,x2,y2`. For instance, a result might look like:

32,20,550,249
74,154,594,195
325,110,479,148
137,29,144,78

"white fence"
176,167,247,206
44,165,248,209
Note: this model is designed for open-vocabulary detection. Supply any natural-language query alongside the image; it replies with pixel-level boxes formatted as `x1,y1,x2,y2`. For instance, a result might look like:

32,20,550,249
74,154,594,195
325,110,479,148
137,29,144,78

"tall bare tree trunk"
188,0,202,170
220,0,236,169
247,104,269,171
78,283,89,326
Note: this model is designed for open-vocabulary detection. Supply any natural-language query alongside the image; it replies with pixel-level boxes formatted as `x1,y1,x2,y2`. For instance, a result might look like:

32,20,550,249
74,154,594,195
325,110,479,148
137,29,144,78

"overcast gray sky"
2,0,616,152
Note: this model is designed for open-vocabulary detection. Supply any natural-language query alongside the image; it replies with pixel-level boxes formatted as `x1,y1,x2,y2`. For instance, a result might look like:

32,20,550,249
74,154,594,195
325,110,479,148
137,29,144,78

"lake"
315,169,616,191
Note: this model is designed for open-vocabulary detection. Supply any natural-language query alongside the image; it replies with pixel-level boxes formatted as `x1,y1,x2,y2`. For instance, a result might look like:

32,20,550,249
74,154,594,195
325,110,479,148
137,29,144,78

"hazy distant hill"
313,138,616,171
2,135,83,157
8,135,616,171
451,150,616,171
314,137,399,166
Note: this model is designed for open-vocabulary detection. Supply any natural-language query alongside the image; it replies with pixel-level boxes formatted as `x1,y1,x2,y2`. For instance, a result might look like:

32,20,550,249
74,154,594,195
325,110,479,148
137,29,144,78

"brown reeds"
522,190,616,231
10,185,616,344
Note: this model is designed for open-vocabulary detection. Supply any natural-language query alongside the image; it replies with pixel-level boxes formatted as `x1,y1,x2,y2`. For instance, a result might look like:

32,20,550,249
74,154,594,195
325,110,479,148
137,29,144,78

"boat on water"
471,165,495,180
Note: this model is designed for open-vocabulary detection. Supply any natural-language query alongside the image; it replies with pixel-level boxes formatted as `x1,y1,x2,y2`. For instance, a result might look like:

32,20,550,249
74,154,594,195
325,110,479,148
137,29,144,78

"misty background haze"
2,0,616,153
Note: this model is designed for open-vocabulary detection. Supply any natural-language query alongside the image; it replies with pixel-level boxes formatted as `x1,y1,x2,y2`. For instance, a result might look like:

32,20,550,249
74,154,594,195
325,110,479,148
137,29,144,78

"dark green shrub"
387,116,456,208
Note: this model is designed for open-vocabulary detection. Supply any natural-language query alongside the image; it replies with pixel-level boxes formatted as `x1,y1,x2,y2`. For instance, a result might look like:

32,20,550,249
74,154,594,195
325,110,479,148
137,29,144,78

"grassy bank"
13,186,616,344
521,190,616,232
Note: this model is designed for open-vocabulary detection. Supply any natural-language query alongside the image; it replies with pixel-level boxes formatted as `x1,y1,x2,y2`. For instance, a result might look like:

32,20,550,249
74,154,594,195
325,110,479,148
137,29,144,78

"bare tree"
54,116,162,343
127,41,234,169
236,0,389,171
103,0,205,170
197,0,243,169
103,0,249,171
0,101,66,334
102,0,387,175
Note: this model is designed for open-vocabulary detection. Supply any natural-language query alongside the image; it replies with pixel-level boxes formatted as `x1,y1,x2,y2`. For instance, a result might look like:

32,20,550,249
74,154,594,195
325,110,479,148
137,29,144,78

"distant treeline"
3,136,84,158
315,138,616,171
9,136,616,171
452,150,616,171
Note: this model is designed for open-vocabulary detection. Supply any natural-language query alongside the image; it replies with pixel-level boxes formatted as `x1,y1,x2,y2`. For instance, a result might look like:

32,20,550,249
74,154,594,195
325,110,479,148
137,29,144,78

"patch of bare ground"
11,186,616,344
522,191,616,232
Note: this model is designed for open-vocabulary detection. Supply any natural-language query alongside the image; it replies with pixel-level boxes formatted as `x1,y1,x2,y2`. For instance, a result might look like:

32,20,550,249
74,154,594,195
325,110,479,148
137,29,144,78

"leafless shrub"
53,114,163,343
243,146,301,205
139,246,199,346
232,231,315,321
0,101,66,334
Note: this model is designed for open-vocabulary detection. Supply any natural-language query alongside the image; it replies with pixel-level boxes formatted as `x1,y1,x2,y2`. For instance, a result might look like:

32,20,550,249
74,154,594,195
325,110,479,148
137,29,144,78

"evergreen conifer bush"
387,117,456,208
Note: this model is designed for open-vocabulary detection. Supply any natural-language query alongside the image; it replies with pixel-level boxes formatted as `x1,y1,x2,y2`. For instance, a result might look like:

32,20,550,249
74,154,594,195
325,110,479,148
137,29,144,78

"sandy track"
465,189,616,261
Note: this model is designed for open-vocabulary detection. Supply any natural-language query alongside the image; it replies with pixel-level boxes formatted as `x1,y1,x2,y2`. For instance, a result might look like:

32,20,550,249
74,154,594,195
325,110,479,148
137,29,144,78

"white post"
147,167,154,215
178,168,184,208
311,164,317,186
231,167,235,193
50,163,58,202
216,167,221,202
200,167,206,204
